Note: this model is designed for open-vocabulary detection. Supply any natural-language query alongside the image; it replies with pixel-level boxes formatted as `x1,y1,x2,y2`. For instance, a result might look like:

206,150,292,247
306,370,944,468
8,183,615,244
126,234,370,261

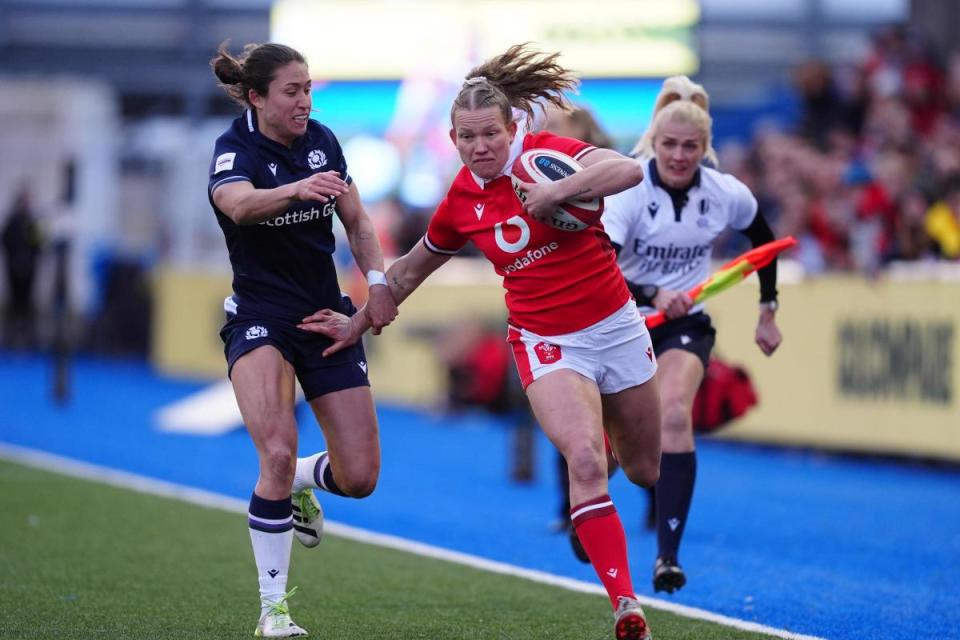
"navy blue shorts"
648,312,716,370
220,298,369,401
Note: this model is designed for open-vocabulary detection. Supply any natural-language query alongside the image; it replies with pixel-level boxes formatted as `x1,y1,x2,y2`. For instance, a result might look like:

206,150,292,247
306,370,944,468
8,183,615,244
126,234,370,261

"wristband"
639,284,659,305
366,269,388,287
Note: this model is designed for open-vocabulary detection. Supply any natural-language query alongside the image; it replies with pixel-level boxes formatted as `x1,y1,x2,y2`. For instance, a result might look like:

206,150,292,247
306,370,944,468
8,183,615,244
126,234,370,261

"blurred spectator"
862,25,944,137
854,146,916,270
926,119,960,188
86,255,153,356
862,25,912,99
435,317,512,413
944,51,960,118
891,188,934,261
925,174,960,259
393,203,435,256
794,60,859,148
861,97,914,152
2,186,43,349
433,317,536,483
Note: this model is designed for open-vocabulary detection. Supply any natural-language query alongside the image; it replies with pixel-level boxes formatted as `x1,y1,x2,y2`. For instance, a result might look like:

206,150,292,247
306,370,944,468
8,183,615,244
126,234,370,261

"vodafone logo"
494,215,530,253
534,342,562,364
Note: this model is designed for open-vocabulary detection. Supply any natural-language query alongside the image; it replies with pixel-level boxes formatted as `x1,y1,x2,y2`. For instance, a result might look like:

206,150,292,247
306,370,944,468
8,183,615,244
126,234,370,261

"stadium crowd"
719,25,960,274
369,25,960,275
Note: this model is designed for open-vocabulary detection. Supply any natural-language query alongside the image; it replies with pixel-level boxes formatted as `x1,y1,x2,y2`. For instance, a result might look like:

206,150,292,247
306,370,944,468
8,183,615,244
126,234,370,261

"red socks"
571,494,636,608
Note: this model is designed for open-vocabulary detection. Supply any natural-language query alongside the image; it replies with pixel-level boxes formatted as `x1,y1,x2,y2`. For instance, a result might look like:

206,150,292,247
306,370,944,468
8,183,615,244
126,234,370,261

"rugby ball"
511,148,603,232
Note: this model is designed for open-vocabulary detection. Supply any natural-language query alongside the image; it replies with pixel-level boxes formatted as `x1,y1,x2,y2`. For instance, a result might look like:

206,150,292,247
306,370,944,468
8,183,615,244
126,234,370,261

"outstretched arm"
382,240,453,306
335,181,398,334
299,239,452,356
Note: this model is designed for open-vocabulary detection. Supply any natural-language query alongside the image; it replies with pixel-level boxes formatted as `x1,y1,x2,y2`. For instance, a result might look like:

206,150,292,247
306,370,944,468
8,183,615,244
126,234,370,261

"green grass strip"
0,458,781,640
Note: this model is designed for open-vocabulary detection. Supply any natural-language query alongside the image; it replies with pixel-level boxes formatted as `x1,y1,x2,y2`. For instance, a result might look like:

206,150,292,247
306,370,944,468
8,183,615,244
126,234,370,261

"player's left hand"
365,284,398,335
756,309,782,356
298,309,362,356
515,181,562,225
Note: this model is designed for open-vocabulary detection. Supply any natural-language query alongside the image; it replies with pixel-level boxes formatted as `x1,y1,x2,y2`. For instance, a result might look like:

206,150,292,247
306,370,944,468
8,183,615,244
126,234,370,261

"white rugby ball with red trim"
511,148,603,232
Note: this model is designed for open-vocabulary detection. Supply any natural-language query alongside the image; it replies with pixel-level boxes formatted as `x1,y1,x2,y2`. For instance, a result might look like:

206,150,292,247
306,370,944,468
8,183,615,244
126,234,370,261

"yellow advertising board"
708,276,959,461
271,0,699,79
151,267,233,379
152,265,960,461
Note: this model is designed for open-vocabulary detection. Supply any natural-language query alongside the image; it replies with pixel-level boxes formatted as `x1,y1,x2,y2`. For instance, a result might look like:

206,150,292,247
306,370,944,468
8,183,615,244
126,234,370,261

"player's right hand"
364,285,398,336
294,171,349,203
298,309,361,356
652,288,693,320
515,180,562,224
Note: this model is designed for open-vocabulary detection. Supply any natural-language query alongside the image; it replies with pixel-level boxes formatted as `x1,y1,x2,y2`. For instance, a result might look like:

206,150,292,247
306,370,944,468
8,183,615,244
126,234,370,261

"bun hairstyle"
632,75,718,166
211,41,306,108
451,43,579,127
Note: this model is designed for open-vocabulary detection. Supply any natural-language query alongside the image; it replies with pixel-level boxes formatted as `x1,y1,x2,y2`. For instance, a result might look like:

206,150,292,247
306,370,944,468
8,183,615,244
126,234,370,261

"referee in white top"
603,77,783,594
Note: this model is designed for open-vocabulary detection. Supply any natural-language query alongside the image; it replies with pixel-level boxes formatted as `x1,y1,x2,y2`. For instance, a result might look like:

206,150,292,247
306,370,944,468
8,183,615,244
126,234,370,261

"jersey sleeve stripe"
573,145,598,162
210,175,252,195
422,234,459,256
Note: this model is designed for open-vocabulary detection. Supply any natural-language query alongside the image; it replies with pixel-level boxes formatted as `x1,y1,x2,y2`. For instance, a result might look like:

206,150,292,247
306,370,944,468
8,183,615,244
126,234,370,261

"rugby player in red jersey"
300,44,659,640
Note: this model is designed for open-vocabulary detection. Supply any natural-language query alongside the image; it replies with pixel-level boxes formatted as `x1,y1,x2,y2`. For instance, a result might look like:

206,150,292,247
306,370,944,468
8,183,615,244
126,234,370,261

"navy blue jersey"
208,109,353,323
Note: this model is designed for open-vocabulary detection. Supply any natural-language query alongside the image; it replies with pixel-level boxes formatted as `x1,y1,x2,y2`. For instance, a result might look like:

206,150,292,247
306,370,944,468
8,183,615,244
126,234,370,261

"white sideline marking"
0,442,826,640
153,378,243,436
153,380,306,436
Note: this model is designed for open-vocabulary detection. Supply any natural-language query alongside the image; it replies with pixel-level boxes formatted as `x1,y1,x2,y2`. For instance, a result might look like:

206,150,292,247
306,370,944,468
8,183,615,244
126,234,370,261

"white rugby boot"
254,588,309,638
291,488,323,548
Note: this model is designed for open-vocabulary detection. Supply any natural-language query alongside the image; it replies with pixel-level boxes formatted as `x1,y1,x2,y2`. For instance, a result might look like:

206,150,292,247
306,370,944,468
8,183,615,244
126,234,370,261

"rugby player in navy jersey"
300,44,658,640
208,41,397,638
603,76,783,594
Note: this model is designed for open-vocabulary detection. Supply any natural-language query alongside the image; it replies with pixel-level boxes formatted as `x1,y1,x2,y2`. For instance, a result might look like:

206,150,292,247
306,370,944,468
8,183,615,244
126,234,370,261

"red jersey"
425,131,631,336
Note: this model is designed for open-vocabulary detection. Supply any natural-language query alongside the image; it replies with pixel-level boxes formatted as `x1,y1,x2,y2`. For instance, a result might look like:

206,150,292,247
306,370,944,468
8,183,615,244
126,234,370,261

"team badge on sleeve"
214,152,236,174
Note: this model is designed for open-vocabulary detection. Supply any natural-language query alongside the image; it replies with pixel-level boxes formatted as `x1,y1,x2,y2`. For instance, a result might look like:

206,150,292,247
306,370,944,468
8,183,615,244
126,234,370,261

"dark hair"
567,106,614,149
210,41,306,108
940,172,960,198
451,43,578,126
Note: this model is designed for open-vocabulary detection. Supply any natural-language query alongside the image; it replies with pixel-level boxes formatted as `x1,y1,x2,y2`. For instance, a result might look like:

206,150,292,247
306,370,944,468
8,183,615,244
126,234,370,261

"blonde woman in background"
602,76,784,594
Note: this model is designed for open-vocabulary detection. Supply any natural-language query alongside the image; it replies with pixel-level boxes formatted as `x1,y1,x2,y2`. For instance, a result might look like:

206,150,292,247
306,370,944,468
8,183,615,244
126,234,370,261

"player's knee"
339,473,378,498
661,400,692,438
262,446,296,483
335,461,379,498
621,455,659,488
565,446,607,487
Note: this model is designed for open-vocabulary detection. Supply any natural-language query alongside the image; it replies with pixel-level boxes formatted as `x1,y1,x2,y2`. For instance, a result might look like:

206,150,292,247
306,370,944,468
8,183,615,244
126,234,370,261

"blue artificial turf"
1,351,958,640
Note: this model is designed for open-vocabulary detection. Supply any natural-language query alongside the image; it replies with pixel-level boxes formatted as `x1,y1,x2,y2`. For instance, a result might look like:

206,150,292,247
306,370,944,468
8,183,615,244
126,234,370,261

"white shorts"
507,301,657,394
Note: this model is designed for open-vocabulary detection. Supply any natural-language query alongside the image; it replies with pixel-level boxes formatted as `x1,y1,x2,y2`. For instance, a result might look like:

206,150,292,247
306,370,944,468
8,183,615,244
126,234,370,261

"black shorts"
648,312,716,370
220,297,369,401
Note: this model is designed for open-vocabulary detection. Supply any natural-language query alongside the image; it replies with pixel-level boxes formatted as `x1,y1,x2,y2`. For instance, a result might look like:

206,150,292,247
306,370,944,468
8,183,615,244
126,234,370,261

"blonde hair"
451,43,578,127
632,75,718,166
